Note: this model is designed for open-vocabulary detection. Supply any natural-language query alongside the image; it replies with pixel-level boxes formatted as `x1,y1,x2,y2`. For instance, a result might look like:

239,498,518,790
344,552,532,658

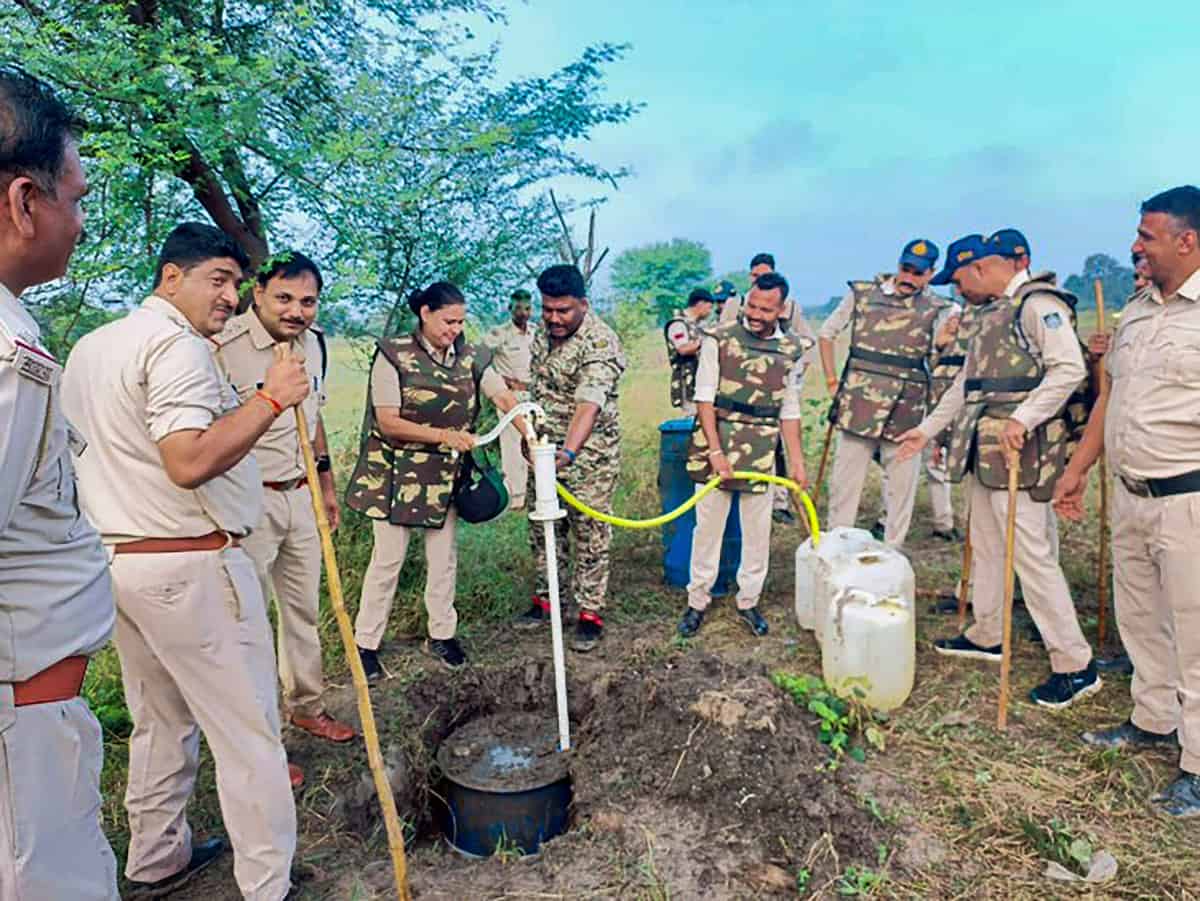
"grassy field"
83,312,1198,900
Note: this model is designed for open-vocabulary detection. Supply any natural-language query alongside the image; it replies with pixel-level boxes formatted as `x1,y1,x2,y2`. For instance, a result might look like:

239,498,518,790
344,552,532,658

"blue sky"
479,0,1197,303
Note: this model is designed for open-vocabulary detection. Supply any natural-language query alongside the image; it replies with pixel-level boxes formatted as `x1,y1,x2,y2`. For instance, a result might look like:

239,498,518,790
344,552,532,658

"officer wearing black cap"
818,239,952,545
664,287,715,417
711,280,738,319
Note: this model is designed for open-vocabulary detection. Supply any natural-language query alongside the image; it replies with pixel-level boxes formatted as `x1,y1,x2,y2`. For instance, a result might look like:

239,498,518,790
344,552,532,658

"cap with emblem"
982,228,1030,260
898,238,939,273
930,234,986,286
712,280,737,301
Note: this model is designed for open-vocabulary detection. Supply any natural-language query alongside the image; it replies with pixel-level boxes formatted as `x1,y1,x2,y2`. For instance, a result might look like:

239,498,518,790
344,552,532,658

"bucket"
658,418,741,595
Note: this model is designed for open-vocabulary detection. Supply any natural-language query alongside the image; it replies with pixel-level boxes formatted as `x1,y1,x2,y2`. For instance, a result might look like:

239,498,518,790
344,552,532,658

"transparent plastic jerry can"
821,587,916,712
794,526,878,634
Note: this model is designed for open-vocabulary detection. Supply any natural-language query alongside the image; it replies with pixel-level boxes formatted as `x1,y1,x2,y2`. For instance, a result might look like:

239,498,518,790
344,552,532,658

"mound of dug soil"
323,647,891,897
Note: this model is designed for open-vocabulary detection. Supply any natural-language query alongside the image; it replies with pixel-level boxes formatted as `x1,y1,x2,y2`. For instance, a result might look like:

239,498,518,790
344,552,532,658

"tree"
609,238,713,325
1064,253,1135,310
2,1,638,345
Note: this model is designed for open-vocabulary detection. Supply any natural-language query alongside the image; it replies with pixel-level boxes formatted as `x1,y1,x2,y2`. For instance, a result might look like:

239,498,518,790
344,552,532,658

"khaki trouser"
355,512,459,647
964,478,1092,673
499,423,528,506
0,692,118,900
112,547,295,900
827,431,920,546
241,487,325,718
1112,482,1200,773
687,486,774,610
924,445,955,532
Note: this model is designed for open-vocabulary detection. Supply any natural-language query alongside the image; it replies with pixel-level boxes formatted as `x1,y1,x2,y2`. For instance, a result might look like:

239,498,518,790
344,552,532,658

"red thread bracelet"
255,389,284,416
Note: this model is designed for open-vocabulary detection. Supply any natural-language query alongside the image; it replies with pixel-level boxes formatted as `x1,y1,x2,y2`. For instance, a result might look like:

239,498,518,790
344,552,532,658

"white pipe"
528,441,570,753
473,401,542,448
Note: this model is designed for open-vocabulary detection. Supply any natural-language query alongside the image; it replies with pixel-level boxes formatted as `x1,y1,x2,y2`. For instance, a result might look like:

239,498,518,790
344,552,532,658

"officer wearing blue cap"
898,230,1099,710
818,238,953,546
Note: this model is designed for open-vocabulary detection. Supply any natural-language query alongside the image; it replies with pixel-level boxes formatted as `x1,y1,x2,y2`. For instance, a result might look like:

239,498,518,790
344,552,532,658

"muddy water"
436,712,570,792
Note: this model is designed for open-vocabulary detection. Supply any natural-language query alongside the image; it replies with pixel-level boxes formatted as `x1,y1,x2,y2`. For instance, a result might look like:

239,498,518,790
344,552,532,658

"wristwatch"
316,455,332,473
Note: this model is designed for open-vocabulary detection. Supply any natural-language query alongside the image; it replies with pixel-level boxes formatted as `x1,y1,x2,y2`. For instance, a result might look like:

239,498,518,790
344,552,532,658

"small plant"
796,867,811,892
491,832,524,864
1016,815,1094,874
837,865,884,896
772,671,884,769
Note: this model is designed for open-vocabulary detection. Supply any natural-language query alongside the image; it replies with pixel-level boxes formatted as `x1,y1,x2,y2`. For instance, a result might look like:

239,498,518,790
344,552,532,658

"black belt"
848,346,926,371
937,354,965,367
715,396,779,419
1119,470,1200,499
965,376,1041,393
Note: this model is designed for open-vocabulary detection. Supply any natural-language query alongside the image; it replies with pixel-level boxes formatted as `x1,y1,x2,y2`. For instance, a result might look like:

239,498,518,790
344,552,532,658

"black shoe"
870,521,886,541
357,646,382,683
931,527,961,542
1152,772,1200,818
1081,719,1179,750
126,837,227,898
677,607,705,638
772,508,796,525
573,612,603,652
932,592,965,615
736,606,769,637
1096,653,1133,675
933,634,1002,662
1029,661,1102,709
515,596,551,630
424,637,467,669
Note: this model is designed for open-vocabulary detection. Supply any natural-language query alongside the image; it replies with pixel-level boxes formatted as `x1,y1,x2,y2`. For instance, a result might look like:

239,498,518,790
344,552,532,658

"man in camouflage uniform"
678,272,810,637
719,252,818,523
820,239,951,546
516,264,626,652
664,287,714,417
899,231,1098,709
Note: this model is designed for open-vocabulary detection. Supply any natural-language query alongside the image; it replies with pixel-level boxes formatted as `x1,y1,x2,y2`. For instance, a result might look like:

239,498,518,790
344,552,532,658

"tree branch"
177,142,268,267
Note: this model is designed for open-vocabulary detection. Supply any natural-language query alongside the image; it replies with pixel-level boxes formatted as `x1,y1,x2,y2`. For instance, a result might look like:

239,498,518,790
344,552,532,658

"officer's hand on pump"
265,345,311,409
894,428,929,463
439,429,476,453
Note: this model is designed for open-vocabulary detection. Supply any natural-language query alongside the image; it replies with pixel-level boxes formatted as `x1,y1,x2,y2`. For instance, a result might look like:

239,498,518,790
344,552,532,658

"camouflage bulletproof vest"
345,333,486,528
927,310,973,445
945,274,1087,502
833,279,945,441
686,320,810,493
665,312,702,409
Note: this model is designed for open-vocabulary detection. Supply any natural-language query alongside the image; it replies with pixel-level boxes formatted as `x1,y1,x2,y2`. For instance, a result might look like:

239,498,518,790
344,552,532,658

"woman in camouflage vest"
347,282,524,672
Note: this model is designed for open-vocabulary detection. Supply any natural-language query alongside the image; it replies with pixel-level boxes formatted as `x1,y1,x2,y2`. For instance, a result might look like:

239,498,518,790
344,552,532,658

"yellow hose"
556,471,821,545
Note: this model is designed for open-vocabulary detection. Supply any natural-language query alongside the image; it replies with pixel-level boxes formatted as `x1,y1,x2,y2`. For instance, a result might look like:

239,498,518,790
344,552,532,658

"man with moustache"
0,68,119,899
213,250,355,745
1056,186,1200,815
678,272,810,637
482,288,537,508
897,232,1097,710
62,223,307,898
819,239,951,545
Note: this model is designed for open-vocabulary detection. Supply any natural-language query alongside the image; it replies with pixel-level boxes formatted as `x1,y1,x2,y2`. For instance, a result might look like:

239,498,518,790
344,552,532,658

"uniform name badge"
13,340,59,386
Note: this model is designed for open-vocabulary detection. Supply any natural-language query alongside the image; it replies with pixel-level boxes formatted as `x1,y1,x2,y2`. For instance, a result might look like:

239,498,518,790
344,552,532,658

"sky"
475,0,1200,304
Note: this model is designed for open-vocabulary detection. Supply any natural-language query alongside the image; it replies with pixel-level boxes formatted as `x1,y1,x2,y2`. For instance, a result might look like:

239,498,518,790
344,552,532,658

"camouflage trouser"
528,449,619,613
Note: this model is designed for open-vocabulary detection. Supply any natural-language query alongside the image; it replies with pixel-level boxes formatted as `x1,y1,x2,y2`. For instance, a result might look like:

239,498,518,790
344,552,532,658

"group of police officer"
664,186,1200,819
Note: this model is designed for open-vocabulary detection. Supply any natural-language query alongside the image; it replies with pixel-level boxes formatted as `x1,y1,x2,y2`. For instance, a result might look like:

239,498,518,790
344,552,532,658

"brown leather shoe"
291,712,357,743
289,763,304,789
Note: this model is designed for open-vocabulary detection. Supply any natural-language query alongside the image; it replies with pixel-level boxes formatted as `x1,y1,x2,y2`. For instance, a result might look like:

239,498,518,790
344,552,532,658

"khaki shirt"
0,284,113,681
480,320,534,384
370,333,507,409
62,296,263,542
1106,265,1200,479
212,309,325,482
693,325,806,420
919,269,1087,439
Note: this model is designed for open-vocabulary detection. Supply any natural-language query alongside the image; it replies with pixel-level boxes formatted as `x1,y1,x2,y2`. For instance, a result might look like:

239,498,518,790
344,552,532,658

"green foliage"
837,865,884,896
1017,815,1096,874
1064,253,1135,311
606,292,655,350
610,238,713,326
83,651,132,738
772,671,884,770
3,1,638,350
712,270,751,297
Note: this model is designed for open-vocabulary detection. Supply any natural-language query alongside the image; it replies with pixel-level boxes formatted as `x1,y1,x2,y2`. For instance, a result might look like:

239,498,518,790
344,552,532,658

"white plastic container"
794,527,916,711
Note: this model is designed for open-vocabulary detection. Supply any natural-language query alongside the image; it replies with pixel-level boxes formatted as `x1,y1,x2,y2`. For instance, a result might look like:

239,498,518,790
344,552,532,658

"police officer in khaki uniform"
63,223,306,900
819,239,949,545
678,272,809,638
664,287,714,417
481,289,536,509
1056,186,1200,816
348,282,524,673
899,231,1098,710
719,252,817,523
213,251,355,744
0,68,119,901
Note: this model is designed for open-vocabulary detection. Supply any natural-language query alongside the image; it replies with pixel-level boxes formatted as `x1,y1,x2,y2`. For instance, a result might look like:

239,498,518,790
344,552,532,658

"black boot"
677,606,704,638
1152,772,1200,818
1081,719,1178,750
126,838,227,898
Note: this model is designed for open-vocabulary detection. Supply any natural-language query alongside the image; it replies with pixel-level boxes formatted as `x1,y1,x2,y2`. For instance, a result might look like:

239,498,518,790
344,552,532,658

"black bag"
453,448,509,524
